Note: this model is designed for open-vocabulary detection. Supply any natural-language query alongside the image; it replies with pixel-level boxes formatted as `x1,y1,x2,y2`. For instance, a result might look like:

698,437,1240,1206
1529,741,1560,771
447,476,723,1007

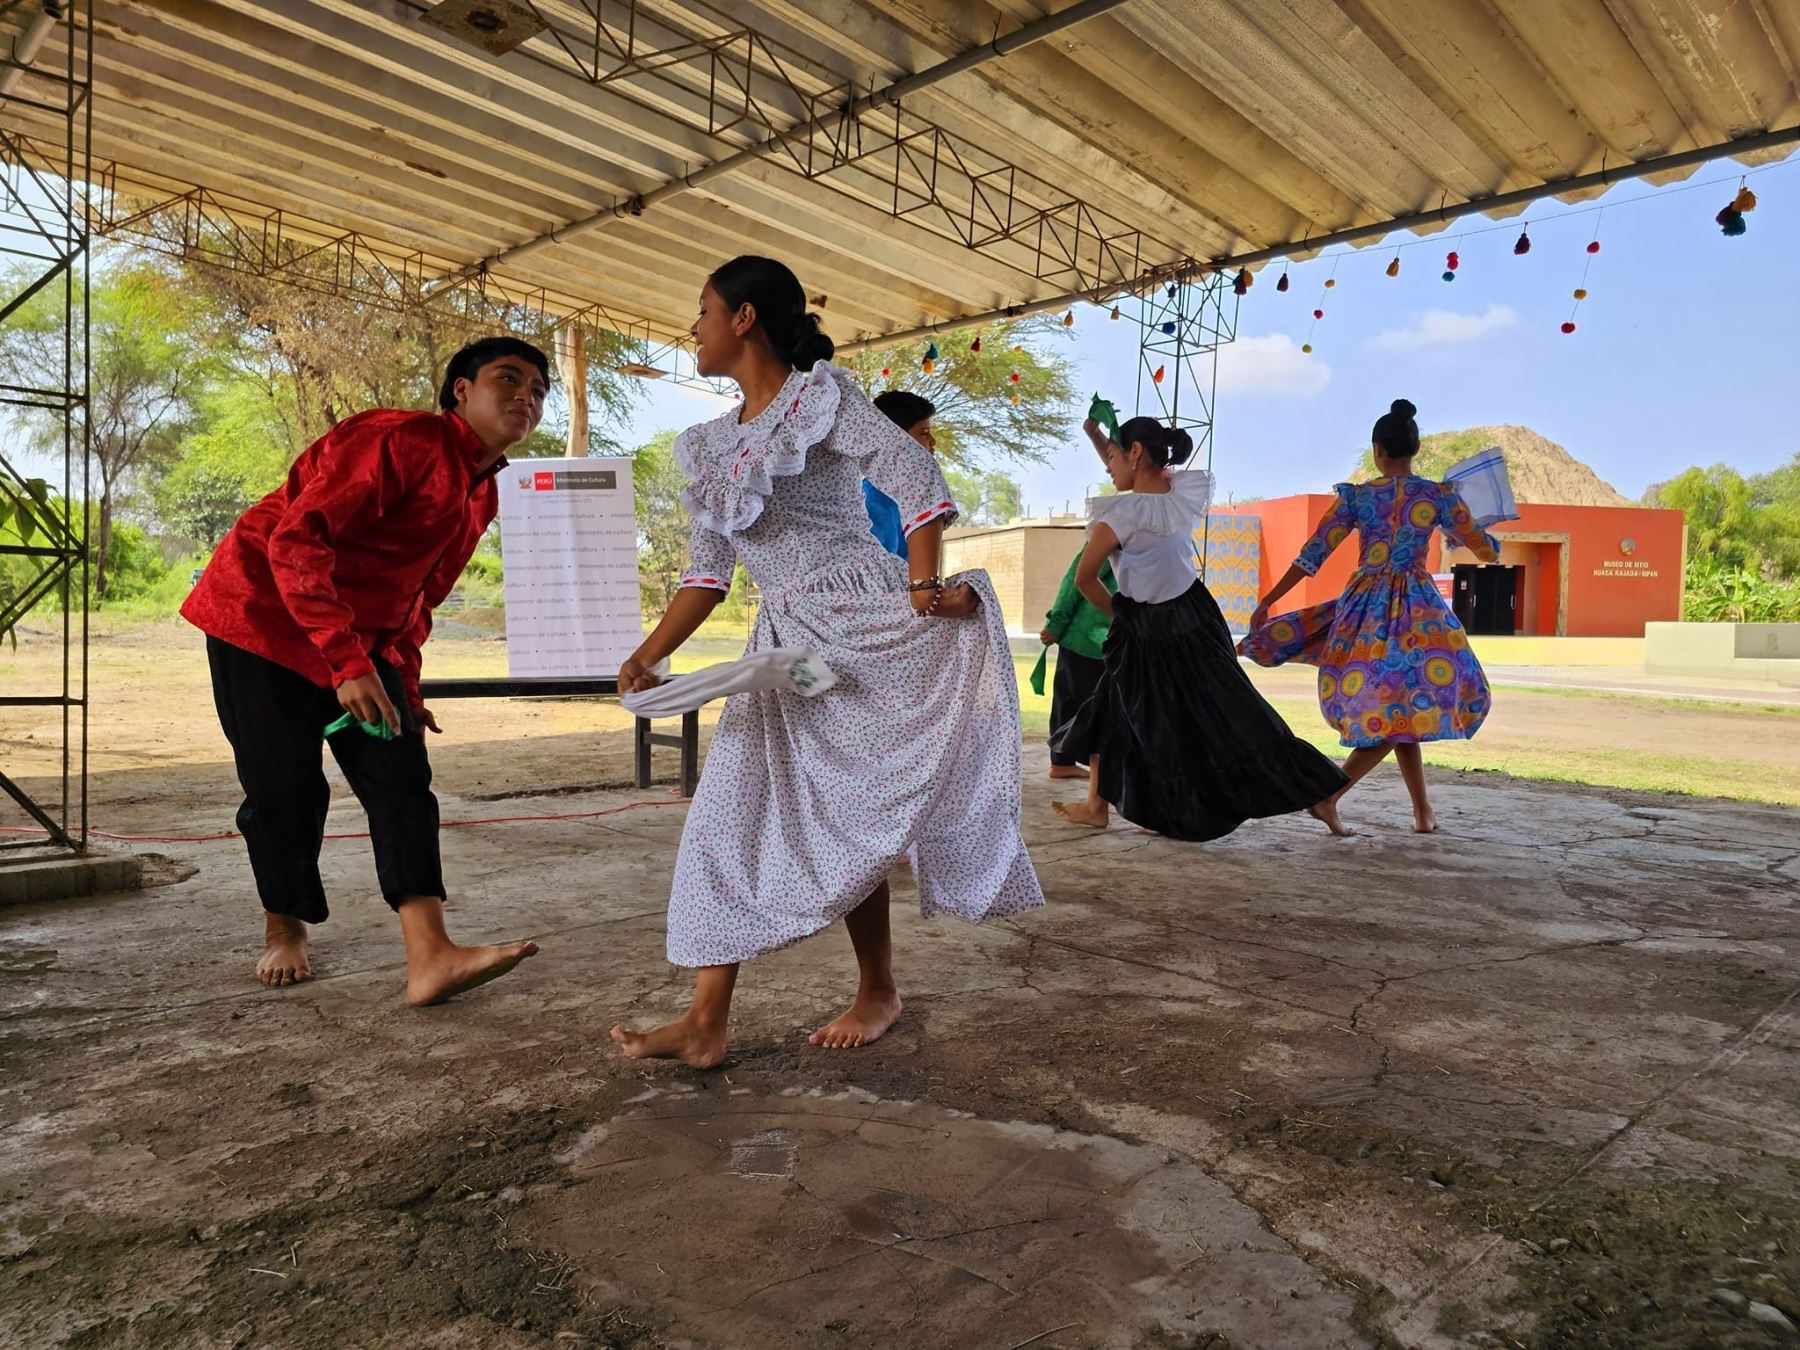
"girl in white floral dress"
610,256,1044,1068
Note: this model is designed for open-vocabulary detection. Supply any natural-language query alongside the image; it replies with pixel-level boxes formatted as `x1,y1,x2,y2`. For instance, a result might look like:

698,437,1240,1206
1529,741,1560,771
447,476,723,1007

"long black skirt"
1050,581,1349,841
1048,647,1104,766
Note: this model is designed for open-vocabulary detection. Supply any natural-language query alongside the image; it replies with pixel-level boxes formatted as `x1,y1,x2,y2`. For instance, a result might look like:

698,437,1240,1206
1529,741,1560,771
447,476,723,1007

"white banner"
496,458,643,677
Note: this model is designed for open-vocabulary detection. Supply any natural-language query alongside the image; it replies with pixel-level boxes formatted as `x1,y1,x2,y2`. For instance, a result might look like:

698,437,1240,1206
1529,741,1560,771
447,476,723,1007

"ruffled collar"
1086,468,1214,537
674,361,843,535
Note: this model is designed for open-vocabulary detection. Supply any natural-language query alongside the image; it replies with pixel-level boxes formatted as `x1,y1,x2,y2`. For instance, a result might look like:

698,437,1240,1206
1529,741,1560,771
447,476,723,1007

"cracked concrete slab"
1,732,1797,1348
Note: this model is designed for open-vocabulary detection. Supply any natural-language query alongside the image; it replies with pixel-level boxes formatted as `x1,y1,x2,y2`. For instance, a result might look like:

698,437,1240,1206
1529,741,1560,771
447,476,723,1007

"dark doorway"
1453,564,1520,636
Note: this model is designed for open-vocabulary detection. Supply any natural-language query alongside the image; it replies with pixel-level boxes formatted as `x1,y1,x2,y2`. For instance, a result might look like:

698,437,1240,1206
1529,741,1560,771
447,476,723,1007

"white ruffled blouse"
1085,469,1214,604
674,362,957,594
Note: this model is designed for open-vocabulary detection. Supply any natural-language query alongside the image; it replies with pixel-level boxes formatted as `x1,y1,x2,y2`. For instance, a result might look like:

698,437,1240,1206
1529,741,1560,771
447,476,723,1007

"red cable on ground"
0,797,690,845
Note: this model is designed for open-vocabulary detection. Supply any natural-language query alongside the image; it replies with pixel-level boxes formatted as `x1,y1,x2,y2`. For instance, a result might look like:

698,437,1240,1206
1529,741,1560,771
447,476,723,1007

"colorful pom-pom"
1161,321,1175,335
1446,251,1460,270
1324,278,1336,289
880,367,890,377
1716,204,1747,236
1560,322,1576,334
1152,365,1166,383
1386,257,1400,278
1109,306,1120,320
921,358,935,374
969,336,981,353
1233,268,1251,296
1586,240,1601,254
1276,271,1290,292
1313,308,1324,320
1514,229,1531,255
1573,288,1587,300
1301,343,1313,354
1733,185,1757,213
1009,370,1021,383
1441,270,1455,282
1062,310,1075,327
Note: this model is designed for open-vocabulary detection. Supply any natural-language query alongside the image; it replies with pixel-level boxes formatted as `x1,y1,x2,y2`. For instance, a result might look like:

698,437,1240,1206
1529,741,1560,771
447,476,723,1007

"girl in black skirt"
1050,416,1351,840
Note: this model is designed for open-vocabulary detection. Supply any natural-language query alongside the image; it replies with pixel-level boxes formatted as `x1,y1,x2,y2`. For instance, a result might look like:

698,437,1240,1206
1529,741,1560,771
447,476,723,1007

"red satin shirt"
182,408,504,706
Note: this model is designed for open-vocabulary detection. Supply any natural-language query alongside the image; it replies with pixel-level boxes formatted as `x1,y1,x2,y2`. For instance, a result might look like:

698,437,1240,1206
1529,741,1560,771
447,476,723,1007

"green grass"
1487,681,1800,719
1022,651,1800,807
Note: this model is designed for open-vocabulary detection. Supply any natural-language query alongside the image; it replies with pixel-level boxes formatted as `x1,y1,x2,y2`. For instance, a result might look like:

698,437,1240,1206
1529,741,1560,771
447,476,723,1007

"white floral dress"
663,361,1045,967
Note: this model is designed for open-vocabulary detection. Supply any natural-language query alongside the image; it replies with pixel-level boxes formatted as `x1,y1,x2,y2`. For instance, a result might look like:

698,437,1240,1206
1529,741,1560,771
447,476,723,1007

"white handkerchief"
620,648,838,717
1444,448,1519,528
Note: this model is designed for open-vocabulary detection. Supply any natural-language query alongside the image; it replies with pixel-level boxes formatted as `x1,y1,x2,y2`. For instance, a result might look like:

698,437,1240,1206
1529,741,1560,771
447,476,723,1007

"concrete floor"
2,743,1798,1349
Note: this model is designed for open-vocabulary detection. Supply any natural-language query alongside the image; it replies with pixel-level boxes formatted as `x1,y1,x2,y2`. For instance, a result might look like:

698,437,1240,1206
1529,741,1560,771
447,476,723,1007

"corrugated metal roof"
3,0,1795,349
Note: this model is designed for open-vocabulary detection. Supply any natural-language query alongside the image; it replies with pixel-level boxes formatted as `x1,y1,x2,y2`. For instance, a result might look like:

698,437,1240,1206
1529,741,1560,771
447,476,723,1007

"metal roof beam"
475,0,1133,271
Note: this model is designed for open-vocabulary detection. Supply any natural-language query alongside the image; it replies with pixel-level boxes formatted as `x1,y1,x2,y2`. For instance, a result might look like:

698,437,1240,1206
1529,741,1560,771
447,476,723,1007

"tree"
943,465,1023,526
155,378,294,548
0,258,199,596
838,315,1076,466
629,428,690,611
177,255,641,459
1645,465,1761,572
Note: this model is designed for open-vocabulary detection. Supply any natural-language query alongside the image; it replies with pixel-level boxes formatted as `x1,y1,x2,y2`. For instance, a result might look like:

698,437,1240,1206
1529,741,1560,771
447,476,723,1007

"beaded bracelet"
907,575,943,592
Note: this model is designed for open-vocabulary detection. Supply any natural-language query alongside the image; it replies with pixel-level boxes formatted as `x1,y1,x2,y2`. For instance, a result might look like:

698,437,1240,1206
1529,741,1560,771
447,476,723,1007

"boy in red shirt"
184,337,549,1005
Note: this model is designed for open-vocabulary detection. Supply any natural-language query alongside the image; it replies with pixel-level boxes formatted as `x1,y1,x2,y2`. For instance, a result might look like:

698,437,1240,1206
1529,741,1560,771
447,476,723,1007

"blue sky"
621,154,1800,514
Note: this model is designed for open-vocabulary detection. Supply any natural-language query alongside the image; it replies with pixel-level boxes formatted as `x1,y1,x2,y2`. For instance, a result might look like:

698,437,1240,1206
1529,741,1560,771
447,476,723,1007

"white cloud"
1370,303,1518,352
1214,333,1332,396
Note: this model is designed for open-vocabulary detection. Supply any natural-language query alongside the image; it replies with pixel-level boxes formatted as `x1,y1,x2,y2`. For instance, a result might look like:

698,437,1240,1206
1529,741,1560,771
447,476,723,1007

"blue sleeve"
863,480,908,558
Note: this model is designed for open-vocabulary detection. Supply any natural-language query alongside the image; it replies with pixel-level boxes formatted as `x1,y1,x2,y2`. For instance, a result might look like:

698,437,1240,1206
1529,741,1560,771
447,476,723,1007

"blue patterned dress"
1239,477,1500,748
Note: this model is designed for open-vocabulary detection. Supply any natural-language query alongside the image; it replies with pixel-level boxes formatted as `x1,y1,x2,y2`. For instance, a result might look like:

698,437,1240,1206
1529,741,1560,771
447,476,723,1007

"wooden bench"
417,676,699,798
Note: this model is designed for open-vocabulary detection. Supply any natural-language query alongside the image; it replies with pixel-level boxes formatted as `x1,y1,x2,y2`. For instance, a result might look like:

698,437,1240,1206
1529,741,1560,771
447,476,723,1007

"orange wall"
1220,496,1685,637
1216,494,1350,609
1480,502,1685,638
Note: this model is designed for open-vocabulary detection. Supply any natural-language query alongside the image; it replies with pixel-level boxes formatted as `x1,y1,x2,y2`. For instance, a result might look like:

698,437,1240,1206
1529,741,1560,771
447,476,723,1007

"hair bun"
1390,398,1417,419
788,311,835,369
1166,427,1196,467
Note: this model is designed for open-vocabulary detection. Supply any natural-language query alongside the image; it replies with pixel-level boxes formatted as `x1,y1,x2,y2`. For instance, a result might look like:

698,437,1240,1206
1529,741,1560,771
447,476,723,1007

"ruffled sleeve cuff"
901,498,958,536
677,572,732,593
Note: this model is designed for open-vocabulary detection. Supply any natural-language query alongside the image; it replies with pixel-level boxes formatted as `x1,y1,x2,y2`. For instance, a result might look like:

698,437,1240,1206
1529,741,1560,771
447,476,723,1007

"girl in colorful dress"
610,256,1043,1068
1051,416,1349,839
1240,399,1501,833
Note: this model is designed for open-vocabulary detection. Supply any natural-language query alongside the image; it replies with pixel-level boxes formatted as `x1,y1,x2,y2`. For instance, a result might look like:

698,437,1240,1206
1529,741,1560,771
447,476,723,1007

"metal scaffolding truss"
0,0,92,858
1131,269,1238,458
420,0,1149,300
1129,268,1238,575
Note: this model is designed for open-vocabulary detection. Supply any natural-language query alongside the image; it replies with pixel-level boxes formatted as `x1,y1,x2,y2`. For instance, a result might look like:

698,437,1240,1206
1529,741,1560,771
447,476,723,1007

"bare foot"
1413,808,1439,834
258,914,312,988
1053,798,1110,829
809,989,903,1049
1308,799,1355,837
404,940,538,1007
609,1016,727,1069
1047,764,1090,780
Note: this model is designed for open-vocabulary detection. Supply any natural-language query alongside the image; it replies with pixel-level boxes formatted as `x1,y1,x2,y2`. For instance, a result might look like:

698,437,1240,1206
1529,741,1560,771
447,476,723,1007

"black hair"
1371,398,1419,458
872,389,936,432
437,336,550,411
708,255,835,371
1115,415,1195,469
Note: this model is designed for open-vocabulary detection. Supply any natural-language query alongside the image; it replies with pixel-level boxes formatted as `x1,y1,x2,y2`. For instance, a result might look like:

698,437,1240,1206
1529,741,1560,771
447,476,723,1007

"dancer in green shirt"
1032,548,1117,779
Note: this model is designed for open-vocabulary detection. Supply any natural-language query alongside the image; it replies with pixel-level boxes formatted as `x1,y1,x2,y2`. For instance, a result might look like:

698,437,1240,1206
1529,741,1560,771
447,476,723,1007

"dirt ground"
3,621,1800,1348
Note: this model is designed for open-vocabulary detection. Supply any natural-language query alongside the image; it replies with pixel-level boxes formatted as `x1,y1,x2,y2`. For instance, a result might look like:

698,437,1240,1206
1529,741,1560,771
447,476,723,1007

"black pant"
206,636,444,923
1048,647,1104,766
